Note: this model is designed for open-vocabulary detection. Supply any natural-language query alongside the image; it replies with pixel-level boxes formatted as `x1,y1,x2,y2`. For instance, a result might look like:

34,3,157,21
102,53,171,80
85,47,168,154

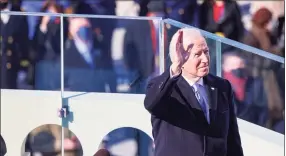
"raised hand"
171,31,191,75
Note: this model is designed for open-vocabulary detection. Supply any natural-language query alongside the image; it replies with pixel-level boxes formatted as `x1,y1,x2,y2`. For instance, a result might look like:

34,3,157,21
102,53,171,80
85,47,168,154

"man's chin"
198,70,209,77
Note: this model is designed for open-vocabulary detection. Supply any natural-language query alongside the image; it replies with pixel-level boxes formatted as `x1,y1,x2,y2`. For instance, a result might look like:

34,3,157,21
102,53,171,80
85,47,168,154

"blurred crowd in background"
20,124,153,156
0,0,285,155
22,124,83,156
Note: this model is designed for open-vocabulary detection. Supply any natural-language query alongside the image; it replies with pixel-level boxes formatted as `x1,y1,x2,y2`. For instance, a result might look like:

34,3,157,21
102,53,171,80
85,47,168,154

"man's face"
182,36,210,77
223,55,245,72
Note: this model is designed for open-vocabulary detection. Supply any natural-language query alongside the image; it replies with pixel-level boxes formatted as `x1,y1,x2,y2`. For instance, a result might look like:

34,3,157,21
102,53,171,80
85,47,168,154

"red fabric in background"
213,3,224,23
223,71,247,102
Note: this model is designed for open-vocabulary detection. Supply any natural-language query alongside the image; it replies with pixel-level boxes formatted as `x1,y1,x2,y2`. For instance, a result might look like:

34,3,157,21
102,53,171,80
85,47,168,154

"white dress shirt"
170,68,210,123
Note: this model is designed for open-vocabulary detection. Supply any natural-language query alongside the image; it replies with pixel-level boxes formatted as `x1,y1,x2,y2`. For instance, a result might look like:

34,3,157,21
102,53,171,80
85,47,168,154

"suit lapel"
177,77,202,111
203,76,218,124
176,75,219,125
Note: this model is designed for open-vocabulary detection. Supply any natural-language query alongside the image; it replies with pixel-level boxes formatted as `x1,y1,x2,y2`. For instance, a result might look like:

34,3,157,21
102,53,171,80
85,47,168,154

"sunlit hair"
169,28,203,63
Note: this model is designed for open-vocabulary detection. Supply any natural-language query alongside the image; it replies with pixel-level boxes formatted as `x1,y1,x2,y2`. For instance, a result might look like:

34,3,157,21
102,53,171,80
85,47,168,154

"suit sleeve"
226,80,244,156
144,69,180,117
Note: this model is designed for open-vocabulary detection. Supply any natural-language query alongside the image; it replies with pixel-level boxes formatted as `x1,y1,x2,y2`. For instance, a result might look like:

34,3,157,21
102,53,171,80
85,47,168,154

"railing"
0,11,284,156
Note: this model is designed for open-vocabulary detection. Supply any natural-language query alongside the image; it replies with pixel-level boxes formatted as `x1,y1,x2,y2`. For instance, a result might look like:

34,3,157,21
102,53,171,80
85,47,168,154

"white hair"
169,28,203,63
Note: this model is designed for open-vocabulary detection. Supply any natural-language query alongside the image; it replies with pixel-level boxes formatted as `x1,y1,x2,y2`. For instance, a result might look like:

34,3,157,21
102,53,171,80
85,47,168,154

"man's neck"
182,70,201,84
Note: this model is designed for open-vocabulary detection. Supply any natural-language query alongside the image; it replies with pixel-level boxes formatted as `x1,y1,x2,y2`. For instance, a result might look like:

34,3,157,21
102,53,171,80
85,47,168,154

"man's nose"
201,53,209,63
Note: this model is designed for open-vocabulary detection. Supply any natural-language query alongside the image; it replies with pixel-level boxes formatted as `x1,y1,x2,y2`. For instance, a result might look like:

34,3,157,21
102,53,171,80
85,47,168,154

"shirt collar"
182,75,204,87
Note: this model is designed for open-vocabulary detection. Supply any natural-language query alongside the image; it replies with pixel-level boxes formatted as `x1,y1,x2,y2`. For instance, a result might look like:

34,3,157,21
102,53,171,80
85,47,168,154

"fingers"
183,43,193,60
178,31,183,43
176,31,183,54
185,43,194,53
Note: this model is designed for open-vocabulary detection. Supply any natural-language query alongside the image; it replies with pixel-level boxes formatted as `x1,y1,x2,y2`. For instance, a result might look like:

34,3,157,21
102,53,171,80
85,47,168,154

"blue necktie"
193,83,210,124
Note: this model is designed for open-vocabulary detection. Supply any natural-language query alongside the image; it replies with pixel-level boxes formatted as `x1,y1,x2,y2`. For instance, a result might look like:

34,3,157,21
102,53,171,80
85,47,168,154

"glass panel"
164,24,217,75
164,19,285,134
0,12,62,91
63,16,161,95
221,45,285,134
0,11,64,155
62,15,161,156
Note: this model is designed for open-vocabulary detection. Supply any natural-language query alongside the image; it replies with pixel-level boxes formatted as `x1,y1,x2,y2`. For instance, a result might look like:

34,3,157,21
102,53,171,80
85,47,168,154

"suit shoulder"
147,69,171,85
206,74,231,91
148,75,162,85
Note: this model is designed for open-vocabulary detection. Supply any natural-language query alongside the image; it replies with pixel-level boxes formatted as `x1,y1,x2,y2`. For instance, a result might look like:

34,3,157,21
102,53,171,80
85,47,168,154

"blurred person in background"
199,0,245,75
31,0,68,90
0,0,30,89
222,52,268,126
199,0,244,43
243,7,283,56
123,0,166,93
136,0,199,68
21,0,71,39
135,0,199,57
243,8,284,131
136,0,199,27
271,15,285,57
65,0,117,92
271,15,285,118
64,17,108,92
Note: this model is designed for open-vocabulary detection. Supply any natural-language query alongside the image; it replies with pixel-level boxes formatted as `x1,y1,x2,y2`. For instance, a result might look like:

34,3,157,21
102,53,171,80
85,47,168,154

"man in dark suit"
144,28,243,156
64,17,107,92
0,0,30,89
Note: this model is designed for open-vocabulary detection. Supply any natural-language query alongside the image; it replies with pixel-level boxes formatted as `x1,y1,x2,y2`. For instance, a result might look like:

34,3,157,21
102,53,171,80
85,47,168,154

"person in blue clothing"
0,0,30,89
65,0,118,92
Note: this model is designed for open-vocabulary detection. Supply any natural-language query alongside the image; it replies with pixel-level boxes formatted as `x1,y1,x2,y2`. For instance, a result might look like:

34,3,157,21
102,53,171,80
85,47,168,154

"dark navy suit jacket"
144,70,243,156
